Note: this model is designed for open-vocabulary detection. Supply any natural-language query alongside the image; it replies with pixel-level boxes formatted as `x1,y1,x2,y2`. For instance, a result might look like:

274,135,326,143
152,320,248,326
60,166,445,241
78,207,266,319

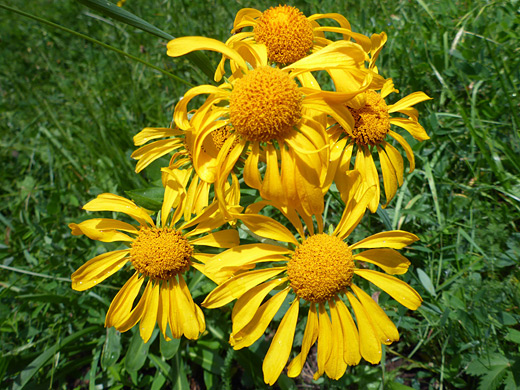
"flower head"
332,79,432,211
167,36,374,219
202,173,422,384
69,170,239,342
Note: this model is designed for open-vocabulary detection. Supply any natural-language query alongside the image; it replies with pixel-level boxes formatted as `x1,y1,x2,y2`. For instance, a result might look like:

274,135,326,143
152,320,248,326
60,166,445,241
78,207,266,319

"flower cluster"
70,4,431,385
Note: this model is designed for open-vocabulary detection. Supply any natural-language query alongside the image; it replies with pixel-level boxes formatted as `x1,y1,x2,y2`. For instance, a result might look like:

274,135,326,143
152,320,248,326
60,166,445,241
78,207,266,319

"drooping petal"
388,130,415,172
355,145,380,213
334,297,361,365
179,275,205,334
105,272,144,328
132,139,183,173
354,269,423,310
202,267,286,308
232,277,288,334
346,291,381,364
133,127,183,146
166,36,248,78
287,303,319,377
69,219,136,242
350,231,419,250
139,281,160,343
314,303,333,380
388,91,432,114
172,275,200,339
157,281,171,341
263,299,300,385
188,229,239,248
231,287,290,349
325,299,348,379
377,145,398,207
383,141,404,186
238,213,299,245
390,117,430,141
83,193,154,226
204,243,291,275
117,279,153,333
71,249,130,291
351,284,399,345
354,248,410,275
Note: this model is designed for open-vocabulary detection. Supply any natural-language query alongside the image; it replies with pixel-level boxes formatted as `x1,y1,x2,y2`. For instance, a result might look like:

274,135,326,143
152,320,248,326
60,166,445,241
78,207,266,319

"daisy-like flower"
331,79,432,212
167,36,374,218
202,173,422,384
69,169,240,342
226,5,375,66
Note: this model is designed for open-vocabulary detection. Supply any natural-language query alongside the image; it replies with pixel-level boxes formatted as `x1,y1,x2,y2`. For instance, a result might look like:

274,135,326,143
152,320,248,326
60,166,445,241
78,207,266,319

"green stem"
0,3,194,87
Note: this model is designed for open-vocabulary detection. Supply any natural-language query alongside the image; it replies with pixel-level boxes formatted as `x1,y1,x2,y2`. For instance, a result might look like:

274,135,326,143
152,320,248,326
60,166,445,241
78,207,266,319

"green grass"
1,0,519,389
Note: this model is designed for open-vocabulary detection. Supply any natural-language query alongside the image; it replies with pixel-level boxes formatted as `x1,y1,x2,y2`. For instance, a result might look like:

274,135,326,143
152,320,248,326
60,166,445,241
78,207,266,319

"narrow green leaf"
417,268,437,296
160,332,180,360
101,327,122,370
125,328,158,373
188,344,225,375
171,353,190,390
89,349,101,390
76,0,214,79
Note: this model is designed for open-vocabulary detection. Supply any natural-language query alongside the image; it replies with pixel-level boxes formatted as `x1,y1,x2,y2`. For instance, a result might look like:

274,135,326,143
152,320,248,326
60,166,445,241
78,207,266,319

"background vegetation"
1,0,519,389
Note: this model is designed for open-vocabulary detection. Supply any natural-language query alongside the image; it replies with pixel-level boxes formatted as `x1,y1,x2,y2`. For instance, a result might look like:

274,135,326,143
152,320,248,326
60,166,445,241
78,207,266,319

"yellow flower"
167,36,373,218
202,173,422,384
69,170,240,342
227,5,376,66
331,79,432,212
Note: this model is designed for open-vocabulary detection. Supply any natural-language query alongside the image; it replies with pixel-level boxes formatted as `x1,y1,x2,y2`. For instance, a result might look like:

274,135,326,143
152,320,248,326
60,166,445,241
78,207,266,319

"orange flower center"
346,91,391,145
287,234,354,303
254,5,314,65
229,66,302,143
211,125,238,151
130,227,192,280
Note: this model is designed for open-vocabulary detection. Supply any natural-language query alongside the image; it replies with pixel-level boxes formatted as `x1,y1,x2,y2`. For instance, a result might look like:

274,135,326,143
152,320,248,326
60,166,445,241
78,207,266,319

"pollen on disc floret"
254,5,314,65
229,66,302,143
130,227,193,280
287,234,354,303
346,91,391,146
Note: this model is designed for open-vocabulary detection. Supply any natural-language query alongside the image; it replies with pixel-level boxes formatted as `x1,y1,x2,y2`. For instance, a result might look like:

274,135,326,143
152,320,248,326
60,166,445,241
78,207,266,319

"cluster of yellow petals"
287,234,354,303
254,5,314,65
130,227,193,280
229,66,302,143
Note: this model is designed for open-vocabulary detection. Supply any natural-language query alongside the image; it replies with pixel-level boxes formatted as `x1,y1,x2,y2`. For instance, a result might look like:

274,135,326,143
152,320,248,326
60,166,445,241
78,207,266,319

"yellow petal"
334,297,361,365
244,142,262,190
189,229,239,248
350,231,419,250
166,37,248,80
346,291,381,364
83,193,154,227
325,299,348,379
172,276,200,340
383,141,404,186
314,303,332,380
260,143,285,205
133,127,183,146
388,91,432,113
204,243,291,274
377,146,398,207
287,304,318,377
354,269,423,310
167,280,183,338
390,117,430,141
351,284,399,345
381,78,398,99
355,146,380,213
71,249,130,291
202,267,286,309
231,287,290,349
313,26,372,52
388,130,415,172
105,272,144,328
263,299,300,385
354,248,410,275
157,281,171,341
232,277,287,334
179,274,205,334
132,139,182,173
238,213,298,245
139,281,160,343
117,279,153,333
69,219,136,243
